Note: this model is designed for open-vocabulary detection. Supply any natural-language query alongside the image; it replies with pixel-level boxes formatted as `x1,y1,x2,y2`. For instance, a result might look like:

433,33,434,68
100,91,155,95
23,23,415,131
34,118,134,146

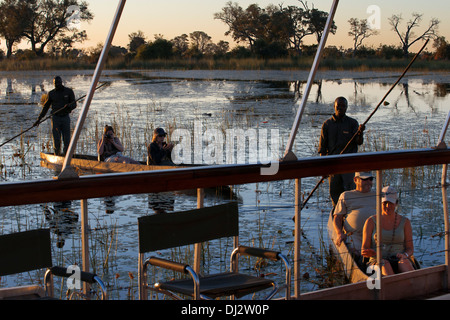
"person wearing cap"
34,76,77,156
147,128,174,165
318,97,365,206
361,186,415,275
98,125,139,164
333,171,376,256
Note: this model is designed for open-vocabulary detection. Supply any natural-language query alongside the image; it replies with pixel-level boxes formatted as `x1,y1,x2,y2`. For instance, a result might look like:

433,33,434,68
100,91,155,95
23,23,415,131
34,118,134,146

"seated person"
361,186,415,275
97,125,139,164
147,128,174,165
333,172,376,256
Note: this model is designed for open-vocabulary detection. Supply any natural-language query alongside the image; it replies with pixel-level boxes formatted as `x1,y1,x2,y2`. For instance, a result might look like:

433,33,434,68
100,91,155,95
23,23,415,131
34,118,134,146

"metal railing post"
294,178,301,298
442,164,449,289
81,199,90,298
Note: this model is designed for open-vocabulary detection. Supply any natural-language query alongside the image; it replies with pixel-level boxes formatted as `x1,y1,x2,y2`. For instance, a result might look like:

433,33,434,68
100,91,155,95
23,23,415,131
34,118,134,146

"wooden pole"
194,188,205,274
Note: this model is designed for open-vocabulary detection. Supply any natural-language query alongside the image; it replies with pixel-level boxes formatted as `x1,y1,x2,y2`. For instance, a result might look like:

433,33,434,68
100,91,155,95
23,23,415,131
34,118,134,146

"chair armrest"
50,266,98,283
236,246,281,261
147,257,189,274
48,266,108,300
145,257,200,299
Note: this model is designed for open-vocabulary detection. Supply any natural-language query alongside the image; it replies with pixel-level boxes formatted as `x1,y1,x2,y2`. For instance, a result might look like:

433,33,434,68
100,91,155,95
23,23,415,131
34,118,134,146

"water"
0,69,449,299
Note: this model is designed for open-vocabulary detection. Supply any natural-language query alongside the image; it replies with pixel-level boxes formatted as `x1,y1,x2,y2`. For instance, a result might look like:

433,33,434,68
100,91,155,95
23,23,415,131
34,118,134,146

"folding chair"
138,202,291,300
0,229,107,300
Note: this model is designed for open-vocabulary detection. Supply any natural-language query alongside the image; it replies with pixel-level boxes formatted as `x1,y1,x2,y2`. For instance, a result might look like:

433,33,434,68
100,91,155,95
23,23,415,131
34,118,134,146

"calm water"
0,69,449,299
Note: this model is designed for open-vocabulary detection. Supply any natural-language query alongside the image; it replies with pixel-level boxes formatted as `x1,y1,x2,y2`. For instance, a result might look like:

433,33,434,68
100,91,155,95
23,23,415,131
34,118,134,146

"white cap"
355,171,373,179
382,186,398,204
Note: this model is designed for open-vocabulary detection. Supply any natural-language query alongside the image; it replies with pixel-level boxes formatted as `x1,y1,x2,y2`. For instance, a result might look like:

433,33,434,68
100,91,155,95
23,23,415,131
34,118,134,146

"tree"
299,1,337,43
171,34,189,57
433,36,450,60
136,38,173,60
215,1,335,56
189,31,212,55
21,0,93,56
214,2,260,51
388,13,439,57
0,0,31,58
348,18,378,57
128,30,146,53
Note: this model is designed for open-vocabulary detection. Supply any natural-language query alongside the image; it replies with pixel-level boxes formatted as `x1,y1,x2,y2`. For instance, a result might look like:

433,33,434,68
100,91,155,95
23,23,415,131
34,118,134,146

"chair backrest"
0,229,52,276
138,202,238,253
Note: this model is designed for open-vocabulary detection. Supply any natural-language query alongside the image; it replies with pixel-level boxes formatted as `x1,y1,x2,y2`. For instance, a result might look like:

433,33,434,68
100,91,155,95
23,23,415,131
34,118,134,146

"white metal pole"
59,0,127,179
283,0,339,160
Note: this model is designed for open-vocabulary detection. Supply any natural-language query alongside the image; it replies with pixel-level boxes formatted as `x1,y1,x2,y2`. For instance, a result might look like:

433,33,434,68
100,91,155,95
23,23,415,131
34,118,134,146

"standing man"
34,76,76,156
318,96,365,206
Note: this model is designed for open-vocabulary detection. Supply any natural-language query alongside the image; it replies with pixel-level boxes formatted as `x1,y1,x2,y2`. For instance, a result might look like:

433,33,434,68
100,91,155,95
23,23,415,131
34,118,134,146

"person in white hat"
333,171,376,257
361,186,415,275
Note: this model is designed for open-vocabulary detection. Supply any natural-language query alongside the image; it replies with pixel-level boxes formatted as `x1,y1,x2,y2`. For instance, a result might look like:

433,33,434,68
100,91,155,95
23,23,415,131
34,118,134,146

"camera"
105,133,113,139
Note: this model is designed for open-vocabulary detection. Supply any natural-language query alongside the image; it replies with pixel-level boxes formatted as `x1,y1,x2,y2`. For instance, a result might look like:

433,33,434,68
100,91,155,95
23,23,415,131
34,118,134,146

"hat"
355,171,373,179
154,128,166,136
382,186,398,204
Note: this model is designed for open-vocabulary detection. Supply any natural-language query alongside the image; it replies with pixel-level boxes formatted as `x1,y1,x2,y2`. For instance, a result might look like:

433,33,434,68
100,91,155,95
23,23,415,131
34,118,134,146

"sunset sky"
4,0,450,53
82,0,450,52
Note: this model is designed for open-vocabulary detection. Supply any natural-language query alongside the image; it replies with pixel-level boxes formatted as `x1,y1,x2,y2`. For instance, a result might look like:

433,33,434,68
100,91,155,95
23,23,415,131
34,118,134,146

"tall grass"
1,56,450,71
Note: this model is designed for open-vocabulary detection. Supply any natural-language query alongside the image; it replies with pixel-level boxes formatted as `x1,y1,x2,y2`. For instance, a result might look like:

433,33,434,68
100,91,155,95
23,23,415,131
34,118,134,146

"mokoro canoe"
327,210,420,284
40,152,238,200
40,152,194,174
327,211,368,283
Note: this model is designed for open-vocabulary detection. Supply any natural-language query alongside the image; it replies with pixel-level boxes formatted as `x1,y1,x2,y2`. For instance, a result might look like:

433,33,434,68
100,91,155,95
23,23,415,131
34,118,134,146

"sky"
4,0,450,53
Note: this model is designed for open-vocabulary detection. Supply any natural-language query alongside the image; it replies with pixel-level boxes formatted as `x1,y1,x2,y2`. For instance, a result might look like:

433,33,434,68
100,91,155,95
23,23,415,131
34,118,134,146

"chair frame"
0,228,107,300
138,202,291,300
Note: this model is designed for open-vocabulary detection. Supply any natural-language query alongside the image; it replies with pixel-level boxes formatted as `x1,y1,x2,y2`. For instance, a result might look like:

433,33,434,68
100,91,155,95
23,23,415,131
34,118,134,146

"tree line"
1,0,449,62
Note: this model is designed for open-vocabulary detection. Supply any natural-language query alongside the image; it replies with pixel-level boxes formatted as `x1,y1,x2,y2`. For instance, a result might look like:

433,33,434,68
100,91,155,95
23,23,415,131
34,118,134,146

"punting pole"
58,0,127,179
283,0,339,161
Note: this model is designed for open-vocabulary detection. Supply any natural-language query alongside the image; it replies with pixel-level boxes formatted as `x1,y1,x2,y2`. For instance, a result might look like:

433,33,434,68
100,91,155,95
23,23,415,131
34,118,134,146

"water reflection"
1,70,449,298
42,201,78,248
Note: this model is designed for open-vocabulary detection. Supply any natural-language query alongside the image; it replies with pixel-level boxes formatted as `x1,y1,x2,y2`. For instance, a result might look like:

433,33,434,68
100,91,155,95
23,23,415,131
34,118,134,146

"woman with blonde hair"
98,125,139,164
361,186,415,275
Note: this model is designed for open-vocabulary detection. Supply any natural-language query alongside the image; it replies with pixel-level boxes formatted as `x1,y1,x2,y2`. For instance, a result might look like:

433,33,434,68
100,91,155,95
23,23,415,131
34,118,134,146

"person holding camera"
97,125,139,164
147,128,174,165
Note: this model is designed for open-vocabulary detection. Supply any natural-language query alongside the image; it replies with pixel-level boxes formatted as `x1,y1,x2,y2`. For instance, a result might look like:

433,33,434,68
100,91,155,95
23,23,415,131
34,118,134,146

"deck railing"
0,147,449,299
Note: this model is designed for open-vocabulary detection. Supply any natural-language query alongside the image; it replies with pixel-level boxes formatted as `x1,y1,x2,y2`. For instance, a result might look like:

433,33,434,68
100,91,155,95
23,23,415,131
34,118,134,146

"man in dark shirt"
318,97,365,206
34,76,76,156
